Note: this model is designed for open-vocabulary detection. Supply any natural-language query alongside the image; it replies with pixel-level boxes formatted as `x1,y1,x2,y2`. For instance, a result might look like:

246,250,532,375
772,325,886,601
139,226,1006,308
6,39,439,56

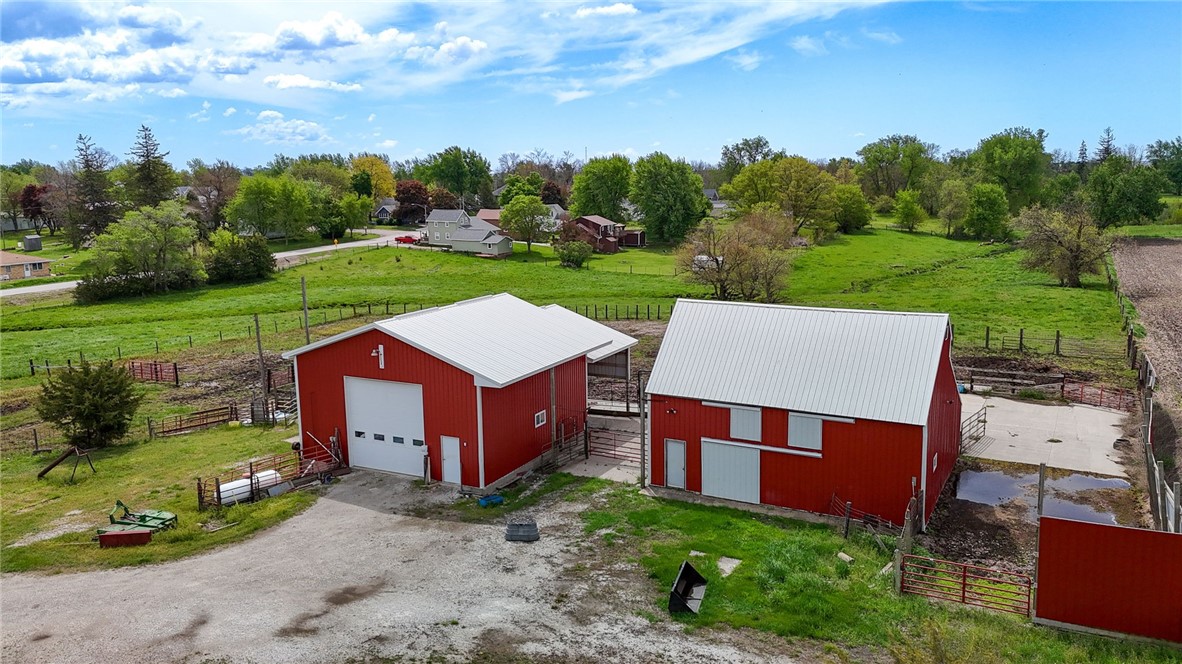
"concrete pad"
717,556,742,577
564,455,640,483
961,394,1128,476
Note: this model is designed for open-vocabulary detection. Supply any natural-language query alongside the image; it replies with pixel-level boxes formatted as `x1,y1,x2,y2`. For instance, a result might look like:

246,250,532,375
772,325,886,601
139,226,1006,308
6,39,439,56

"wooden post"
32,428,39,451
843,501,853,538
1054,331,1061,356
1019,329,1024,352
45,359,50,376
1037,463,1046,516
893,549,903,593
1157,461,1167,529
189,335,193,347
118,346,122,358
1145,442,1160,529
985,326,990,350
173,362,179,386
155,340,160,353
29,359,35,377
148,417,154,439
254,314,267,402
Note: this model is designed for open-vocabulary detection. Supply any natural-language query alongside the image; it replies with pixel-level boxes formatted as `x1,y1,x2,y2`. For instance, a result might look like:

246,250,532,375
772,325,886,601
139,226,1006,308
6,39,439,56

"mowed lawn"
0,226,1128,377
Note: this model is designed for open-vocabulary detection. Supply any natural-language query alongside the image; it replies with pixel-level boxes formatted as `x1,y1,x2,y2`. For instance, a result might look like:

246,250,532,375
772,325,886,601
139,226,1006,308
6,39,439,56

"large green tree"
78,200,203,300
963,183,1010,240
830,184,872,234
350,155,396,200
38,360,143,449
1016,205,1111,288
499,194,551,252
1146,137,1182,195
630,152,710,243
856,134,938,198
893,189,925,232
205,229,274,284
73,134,119,247
225,174,279,237
569,155,632,221
187,158,241,238
498,172,544,207
937,179,970,237
719,136,784,183
721,157,837,237
1084,157,1168,227
972,127,1051,213
418,146,492,211
272,175,313,244
125,125,179,209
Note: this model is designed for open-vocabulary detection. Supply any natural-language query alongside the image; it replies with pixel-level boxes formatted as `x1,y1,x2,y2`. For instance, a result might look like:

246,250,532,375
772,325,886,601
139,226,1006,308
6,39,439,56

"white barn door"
344,377,426,476
701,440,760,504
441,435,461,484
665,439,686,489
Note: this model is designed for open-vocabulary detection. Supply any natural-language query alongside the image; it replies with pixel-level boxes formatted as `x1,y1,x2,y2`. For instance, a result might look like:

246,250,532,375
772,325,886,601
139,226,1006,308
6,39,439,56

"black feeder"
669,560,708,614
505,516,539,542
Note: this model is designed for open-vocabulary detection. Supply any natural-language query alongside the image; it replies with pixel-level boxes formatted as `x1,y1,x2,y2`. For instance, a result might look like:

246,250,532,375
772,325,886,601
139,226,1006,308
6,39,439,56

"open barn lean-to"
645,300,961,527
283,293,636,491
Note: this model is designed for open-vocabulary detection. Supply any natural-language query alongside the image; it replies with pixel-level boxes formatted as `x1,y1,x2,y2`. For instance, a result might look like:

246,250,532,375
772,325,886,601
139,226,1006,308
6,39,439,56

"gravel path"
1,471,794,663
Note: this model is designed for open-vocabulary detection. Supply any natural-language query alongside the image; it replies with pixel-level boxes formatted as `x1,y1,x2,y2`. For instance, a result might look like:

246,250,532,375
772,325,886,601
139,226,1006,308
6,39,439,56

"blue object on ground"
479,494,504,508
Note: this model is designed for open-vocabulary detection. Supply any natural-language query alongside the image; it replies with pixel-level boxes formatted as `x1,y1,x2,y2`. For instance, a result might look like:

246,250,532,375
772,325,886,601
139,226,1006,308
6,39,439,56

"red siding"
924,330,962,520
648,396,923,524
480,356,586,486
294,329,479,485
1037,517,1182,643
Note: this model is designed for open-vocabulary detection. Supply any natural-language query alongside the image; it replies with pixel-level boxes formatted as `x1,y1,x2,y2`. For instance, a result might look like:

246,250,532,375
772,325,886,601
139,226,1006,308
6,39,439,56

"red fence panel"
1036,517,1182,644
128,360,179,385
1061,382,1137,412
901,554,1031,616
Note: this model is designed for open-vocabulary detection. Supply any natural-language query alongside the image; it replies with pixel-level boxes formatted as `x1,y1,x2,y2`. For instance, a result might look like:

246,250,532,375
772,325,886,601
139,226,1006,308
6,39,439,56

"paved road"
0,228,419,300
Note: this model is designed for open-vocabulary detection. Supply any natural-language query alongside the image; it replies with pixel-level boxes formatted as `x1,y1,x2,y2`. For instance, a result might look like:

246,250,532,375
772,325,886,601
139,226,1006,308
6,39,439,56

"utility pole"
301,276,310,345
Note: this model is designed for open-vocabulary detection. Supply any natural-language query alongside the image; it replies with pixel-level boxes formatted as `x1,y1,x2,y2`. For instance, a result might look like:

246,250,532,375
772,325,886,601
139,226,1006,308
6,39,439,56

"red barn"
283,294,634,491
645,300,960,527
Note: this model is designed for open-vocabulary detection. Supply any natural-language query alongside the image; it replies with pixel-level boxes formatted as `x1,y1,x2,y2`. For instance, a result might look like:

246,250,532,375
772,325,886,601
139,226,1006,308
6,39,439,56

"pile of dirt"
952,354,1098,382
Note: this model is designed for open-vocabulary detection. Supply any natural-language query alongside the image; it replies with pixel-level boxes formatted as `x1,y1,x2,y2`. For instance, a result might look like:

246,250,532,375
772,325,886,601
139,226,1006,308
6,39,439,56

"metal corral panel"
285,294,610,388
539,304,639,362
700,439,760,504
647,300,949,425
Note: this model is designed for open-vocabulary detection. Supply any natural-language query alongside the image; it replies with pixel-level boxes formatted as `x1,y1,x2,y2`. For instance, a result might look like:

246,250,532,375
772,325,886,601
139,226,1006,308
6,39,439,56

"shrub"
831,184,872,233
963,183,1011,241
872,195,896,214
554,240,593,268
37,360,143,449
75,266,204,303
894,190,925,232
205,230,274,284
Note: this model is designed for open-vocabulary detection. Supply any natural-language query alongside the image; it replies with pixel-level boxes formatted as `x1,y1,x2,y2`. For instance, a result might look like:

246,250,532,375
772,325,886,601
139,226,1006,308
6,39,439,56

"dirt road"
0,472,792,663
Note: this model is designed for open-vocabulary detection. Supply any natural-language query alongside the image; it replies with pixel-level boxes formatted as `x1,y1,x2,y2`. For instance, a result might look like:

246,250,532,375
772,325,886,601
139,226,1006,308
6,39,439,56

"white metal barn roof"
645,300,950,426
283,294,613,388
539,305,638,362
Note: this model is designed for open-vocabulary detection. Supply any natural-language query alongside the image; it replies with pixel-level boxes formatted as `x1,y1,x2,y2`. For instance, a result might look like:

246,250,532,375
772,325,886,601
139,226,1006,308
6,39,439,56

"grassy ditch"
577,481,1177,663
0,425,315,573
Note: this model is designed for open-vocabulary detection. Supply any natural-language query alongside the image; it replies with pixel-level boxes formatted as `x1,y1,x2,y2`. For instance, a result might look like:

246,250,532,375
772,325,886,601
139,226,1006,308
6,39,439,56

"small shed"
22,235,42,252
283,294,636,490
540,305,637,379
645,300,960,527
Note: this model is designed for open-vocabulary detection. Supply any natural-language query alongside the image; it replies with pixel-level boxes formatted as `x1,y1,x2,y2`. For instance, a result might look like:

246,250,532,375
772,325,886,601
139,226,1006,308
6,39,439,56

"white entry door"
23,263,31,278
441,436,461,484
665,439,686,489
344,377,426,476
701,440,760,504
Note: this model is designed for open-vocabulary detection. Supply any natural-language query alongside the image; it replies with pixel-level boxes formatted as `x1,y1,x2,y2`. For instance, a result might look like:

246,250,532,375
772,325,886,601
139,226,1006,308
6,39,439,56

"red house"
283,294,634,491
645,300,961,527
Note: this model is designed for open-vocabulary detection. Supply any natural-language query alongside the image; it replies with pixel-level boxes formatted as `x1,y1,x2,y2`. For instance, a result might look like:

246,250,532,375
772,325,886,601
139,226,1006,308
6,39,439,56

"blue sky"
2,1,1179,170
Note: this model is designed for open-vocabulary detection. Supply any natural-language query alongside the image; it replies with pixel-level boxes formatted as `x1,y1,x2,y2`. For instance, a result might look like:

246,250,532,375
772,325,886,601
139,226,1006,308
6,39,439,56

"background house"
282,294,636,490
645,300,961,527
0,250,52,280
572,215,623,253
372,198,399,223
425,209,513,257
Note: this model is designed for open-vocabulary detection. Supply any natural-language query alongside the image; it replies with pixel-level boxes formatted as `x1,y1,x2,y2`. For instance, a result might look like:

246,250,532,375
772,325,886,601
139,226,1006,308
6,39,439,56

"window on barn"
392,436,404,444
703,402,762,441
788,414,823,451
534,410,547,428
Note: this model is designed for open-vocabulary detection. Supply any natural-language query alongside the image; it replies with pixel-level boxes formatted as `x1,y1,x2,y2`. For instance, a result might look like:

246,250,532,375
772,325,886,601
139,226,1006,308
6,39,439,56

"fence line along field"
0,227,1132,377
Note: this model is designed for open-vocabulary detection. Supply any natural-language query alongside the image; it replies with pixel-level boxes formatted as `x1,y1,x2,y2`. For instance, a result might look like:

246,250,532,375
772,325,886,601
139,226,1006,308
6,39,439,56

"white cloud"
377,139,399,149
230,110,332,144
790,35,828,57
725,49,764,72
405,35,487,66
156,87,187,98
224,106,237,116
263,73,362,92
367,113,376,122
202,100,211,110
273,12,368,50
862,28,902,45
575,3,639,19
553,89,593,104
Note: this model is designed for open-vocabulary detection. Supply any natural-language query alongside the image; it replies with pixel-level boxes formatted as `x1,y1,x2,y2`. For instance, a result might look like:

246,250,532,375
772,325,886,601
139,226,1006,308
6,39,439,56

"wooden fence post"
985,326,990,350
893,549,903,593
843,501,853,538
29,359,35,377
1054,331,1061,356
45,360,50,376
173,363,179,386
1019,329,1024,352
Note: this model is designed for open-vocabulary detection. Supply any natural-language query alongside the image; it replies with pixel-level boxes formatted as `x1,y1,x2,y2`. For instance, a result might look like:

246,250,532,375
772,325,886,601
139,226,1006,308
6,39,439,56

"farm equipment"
103,500,177,533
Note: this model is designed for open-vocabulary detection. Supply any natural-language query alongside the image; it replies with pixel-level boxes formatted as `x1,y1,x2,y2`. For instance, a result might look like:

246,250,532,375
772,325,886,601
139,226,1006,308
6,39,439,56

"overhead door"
701,440,760,504
344,377,426,476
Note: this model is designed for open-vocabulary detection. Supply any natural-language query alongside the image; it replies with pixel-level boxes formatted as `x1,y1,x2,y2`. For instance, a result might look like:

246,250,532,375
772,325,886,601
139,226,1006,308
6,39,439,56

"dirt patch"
325,580,386,606
1112,236,1182,481
952,354,1099,383
1,398,30,417
7,513,95,547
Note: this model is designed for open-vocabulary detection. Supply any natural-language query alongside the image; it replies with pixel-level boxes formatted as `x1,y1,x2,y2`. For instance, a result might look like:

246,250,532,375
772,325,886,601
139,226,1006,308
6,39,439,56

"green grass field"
0,424,314,573
0,225,1133,377
574,480,1176,662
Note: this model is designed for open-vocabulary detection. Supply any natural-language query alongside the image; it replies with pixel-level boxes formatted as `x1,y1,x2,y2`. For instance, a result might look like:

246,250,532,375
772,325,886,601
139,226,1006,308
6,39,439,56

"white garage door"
344,377,426,476
701,440,760,504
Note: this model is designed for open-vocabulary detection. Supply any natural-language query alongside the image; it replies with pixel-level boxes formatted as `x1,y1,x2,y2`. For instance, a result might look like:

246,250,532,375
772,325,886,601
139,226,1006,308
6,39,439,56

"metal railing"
149,404,238,438
901,554,1032,616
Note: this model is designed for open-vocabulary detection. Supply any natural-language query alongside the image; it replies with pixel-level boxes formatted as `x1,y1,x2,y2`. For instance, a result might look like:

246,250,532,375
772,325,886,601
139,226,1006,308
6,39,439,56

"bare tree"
676,217,792,302
1016,204,1112,288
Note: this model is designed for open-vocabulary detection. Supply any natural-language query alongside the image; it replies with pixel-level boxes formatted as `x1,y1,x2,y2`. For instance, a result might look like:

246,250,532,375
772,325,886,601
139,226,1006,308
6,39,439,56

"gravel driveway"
1,471,793,663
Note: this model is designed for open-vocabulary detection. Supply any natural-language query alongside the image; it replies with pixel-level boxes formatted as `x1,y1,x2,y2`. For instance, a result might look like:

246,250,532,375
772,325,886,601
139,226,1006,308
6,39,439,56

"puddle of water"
955,469,1126,525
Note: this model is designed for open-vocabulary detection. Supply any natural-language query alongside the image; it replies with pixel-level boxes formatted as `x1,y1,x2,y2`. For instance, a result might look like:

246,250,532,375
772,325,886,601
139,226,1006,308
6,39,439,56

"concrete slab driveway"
961,394,1129,476
1,471,790,664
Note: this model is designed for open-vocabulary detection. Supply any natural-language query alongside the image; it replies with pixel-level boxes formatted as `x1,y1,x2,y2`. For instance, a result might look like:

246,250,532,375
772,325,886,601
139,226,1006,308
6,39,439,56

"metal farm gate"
901,554,1032,616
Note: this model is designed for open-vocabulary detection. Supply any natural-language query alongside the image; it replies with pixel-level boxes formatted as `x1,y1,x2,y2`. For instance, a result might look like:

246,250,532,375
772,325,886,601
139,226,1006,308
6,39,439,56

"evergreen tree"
1075,140,1089,180
126,125,177,208
38,360,143,449
1095,127,1116,162
73,134,118,247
